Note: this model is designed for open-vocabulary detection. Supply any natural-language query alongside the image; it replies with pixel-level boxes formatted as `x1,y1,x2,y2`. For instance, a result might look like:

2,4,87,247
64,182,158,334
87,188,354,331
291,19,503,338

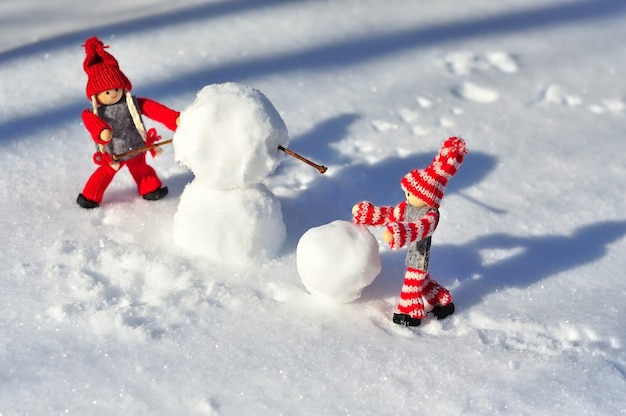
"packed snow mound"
173,82,289,188
296,221,381,303
173,183,287,265
172,82,288,266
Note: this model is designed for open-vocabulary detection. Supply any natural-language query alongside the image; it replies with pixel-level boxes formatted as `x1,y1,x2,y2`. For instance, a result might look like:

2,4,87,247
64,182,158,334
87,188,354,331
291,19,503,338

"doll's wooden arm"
352,200,407,225
384,209,439,249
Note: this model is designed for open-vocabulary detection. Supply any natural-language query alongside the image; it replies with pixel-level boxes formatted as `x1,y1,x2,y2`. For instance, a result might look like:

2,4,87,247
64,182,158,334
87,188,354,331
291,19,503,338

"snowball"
173,82,289,188
296,221,381,303
173,183,286,265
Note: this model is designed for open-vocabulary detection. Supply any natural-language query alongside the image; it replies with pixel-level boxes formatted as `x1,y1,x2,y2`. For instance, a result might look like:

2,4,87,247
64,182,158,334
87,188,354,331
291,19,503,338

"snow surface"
1,0,626,415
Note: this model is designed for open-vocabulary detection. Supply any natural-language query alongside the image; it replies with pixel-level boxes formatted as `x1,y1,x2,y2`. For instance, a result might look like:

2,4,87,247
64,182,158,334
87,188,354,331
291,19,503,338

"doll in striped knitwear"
352,137,467,327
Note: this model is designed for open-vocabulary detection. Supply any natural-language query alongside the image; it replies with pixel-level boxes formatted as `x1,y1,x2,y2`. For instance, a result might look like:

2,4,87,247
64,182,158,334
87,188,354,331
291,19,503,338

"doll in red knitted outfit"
76,37,180,208
352,137,467,326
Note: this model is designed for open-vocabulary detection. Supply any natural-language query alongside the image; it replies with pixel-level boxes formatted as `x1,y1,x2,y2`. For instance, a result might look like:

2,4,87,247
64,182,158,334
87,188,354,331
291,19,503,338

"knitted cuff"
386,222,407,249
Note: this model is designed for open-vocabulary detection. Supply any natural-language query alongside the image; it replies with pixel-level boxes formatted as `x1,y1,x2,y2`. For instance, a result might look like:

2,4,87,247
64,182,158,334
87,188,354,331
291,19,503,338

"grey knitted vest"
404,205,438,270
98,96,145,162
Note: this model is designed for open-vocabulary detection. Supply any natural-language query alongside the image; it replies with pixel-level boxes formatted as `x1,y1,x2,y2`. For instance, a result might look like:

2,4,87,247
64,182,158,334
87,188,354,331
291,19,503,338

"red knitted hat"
400,137,467,208
83,37,132,100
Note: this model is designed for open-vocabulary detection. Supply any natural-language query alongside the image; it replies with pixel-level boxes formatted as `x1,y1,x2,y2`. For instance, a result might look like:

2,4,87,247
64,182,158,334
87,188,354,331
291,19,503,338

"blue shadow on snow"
1,0,625,142
361,220,626,311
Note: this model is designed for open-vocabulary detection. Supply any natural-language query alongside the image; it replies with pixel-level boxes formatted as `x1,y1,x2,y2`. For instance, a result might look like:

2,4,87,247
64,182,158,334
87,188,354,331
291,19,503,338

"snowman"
172,83,288,266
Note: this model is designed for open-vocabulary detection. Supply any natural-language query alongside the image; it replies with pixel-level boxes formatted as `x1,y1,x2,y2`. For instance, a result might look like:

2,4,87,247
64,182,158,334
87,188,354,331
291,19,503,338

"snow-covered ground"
1,0,625,414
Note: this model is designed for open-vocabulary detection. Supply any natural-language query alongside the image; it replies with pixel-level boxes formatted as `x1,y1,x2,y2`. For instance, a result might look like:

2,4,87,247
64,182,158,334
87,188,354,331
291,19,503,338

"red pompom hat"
83,36,132,100
400,137,467,208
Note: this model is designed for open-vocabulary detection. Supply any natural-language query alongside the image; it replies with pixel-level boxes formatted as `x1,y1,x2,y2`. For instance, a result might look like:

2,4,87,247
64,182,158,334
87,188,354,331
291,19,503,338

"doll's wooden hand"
382,229,393,244
100,128,112,142
384,222,405,249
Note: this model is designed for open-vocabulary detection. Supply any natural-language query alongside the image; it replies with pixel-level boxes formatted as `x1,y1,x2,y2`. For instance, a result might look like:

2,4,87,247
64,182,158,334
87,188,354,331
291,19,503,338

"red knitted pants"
397,268,452,319
81,154,162,204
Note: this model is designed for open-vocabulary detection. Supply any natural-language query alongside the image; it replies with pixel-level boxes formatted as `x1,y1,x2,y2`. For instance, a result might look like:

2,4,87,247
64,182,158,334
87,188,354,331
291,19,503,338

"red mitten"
352,202,375,224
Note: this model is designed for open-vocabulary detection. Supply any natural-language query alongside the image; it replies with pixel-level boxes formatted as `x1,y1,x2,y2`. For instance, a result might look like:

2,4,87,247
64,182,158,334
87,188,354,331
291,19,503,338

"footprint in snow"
445,51,519,75
411,125,429,136
588,98,625,114
416,96,433,108
485,51,519,74
452,81,499,103
445,51,489,75
537,85,625,114
536,84,582,106
371,119,399,132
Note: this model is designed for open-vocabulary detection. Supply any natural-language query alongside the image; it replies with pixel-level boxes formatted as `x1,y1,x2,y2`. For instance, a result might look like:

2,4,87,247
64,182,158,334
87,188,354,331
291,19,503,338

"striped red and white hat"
400,137,467,208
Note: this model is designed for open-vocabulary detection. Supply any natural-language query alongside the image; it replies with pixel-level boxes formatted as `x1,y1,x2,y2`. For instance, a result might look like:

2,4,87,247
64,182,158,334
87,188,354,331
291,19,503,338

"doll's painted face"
406,191,427,208
97,88,124,105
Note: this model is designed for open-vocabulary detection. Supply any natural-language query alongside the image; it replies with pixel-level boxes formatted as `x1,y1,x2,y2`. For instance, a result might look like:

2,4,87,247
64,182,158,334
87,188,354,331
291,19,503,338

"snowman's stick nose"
278,145,327,174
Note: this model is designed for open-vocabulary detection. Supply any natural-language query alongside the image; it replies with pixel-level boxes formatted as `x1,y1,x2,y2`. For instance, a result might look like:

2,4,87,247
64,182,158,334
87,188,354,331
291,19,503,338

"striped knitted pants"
397,267,452,319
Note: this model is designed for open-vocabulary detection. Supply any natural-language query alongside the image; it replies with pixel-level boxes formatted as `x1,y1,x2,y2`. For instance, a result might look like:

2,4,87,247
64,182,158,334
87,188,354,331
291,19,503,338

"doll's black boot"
77,193,99,209
143,187,168,201
431,303,455,320
393,313,421,327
